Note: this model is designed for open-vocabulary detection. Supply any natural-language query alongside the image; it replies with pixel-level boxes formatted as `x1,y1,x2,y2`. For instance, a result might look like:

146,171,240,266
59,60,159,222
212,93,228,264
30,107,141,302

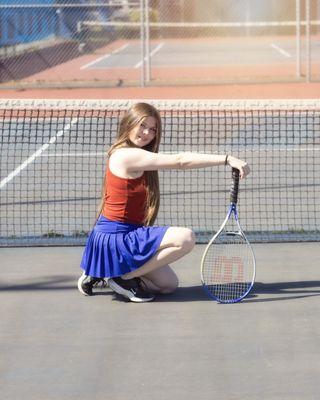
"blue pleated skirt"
80,215,169,278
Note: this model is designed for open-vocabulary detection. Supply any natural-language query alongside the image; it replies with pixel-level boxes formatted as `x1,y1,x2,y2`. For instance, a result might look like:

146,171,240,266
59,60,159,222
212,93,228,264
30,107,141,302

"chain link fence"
0,0,319,88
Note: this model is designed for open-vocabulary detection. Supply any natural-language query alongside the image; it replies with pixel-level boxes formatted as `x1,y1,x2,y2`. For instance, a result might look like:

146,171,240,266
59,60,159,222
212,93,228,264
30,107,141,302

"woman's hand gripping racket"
201,168,256,303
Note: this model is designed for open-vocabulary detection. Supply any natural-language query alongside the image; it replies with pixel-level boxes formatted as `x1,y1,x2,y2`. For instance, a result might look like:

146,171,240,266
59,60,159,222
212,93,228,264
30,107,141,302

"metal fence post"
295,0,301,78
305,0,311,83
140,0,146,87
145,0,151,82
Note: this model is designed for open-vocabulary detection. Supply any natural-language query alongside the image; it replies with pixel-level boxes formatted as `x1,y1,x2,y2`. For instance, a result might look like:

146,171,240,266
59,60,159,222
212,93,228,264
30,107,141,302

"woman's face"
128,116,157,148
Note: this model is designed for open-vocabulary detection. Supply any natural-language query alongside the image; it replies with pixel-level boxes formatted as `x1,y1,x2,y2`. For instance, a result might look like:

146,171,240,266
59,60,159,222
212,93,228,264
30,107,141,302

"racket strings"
202,231,255,302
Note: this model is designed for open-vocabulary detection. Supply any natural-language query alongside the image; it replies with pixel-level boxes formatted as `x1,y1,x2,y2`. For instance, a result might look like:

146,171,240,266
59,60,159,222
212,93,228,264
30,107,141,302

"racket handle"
230,168,240,204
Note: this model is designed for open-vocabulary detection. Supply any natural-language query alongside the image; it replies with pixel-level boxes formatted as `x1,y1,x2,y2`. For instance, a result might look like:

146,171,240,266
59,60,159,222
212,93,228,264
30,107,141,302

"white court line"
0,118,78,189
270,43,291,58
134,42,164,68
80,44,129,70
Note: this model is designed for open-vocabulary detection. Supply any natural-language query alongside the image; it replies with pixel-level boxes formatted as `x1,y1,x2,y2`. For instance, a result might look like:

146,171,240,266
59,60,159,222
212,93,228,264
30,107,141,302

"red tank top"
102,164,147,224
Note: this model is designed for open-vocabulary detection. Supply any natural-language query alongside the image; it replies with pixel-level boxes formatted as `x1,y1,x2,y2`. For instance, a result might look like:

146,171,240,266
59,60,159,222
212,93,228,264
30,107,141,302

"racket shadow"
92,281,320,303
243,280,320,303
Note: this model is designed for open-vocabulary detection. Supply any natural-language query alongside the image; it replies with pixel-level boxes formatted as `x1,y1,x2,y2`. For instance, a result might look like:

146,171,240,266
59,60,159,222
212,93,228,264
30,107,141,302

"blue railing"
0,1,111,47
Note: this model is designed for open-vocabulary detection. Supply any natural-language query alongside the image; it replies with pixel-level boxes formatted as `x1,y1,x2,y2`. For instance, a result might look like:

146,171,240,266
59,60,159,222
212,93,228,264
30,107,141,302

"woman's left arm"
178,153,250,179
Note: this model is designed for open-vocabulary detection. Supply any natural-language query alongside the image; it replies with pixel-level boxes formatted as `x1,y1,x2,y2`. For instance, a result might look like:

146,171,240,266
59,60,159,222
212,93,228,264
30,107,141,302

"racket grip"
230,168,240,204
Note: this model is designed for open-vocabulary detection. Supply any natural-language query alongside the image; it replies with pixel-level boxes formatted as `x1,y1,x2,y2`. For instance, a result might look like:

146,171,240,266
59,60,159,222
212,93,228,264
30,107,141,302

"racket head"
201,228,256,303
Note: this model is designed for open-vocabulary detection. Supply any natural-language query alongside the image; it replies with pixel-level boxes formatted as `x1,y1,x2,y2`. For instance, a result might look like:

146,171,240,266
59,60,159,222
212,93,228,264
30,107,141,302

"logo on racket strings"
213,256,244,283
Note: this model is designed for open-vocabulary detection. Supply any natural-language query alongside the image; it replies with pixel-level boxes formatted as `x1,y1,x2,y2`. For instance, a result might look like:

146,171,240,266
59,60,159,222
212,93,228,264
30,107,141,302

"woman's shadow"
154,280,320,303
108,280,320,303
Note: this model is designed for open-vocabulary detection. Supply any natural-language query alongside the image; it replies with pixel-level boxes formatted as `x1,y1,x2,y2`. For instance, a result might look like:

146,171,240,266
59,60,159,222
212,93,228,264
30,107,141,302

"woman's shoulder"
110,147,147,162
109,148,146,178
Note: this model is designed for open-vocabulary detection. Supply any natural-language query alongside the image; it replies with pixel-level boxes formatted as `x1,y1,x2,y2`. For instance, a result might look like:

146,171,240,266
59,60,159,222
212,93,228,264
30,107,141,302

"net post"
305,0,311,83
295,0,301,78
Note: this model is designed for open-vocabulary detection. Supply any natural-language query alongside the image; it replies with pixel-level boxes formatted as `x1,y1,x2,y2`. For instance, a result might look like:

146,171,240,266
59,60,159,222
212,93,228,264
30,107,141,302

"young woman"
78,102,250,303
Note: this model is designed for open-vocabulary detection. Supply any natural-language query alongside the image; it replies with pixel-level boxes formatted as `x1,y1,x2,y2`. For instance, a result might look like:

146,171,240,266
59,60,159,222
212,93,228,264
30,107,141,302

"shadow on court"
1,243,319,400
246,281,320,303
2,278,320,303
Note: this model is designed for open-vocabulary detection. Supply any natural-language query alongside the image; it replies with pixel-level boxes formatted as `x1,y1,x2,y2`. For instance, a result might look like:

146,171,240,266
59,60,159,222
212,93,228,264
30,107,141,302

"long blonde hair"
98,103,162,226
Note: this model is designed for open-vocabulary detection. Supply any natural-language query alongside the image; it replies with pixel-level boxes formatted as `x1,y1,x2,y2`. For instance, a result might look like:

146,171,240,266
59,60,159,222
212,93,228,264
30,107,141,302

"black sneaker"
108,277,155,303
78,272,108,296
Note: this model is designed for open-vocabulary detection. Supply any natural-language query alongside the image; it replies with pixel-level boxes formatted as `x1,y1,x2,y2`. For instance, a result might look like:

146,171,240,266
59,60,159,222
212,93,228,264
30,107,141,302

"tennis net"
0,99,319,246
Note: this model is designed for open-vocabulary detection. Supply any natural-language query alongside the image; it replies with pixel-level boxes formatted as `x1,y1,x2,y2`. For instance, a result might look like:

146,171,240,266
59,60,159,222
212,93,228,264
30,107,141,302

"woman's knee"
161,227,196,253
179,228,196,253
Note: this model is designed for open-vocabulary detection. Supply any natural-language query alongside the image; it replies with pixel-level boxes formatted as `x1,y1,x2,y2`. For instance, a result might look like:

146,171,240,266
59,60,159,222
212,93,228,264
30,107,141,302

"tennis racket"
201,168,255,303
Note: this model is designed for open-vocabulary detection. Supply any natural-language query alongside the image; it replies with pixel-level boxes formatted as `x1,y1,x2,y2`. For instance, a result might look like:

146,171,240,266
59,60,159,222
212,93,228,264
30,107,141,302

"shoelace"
92,278,109,290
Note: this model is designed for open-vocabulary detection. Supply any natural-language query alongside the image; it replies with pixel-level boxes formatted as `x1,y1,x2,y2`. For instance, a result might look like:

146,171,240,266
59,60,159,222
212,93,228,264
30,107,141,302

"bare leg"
122,227,195,281
141,265,179,294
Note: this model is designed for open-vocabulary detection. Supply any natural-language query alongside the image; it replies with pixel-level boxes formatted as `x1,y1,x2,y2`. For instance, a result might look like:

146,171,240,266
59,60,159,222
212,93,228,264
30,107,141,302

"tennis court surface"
1,243,319,400
8,35,320,86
